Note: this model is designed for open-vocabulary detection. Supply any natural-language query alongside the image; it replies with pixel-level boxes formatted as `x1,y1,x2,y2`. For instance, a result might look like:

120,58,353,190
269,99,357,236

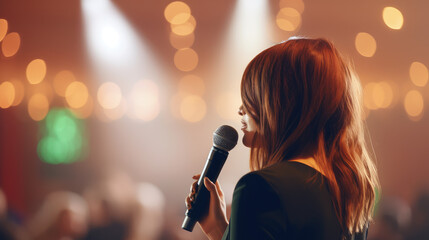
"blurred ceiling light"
0,19,8,42
127,80,160,121
215,92,242,120
383,7,404,30
0,81,15,109
355,32,377,57
54,70,76,97
65,81,89,109
9,79,24,106
409,61,428,87
178,74,205,96
26,59,47,84
30,81,55,104
372,81,393,109
404,90,424,119
171,15,196,36
363,82,378,110
180,95,206,122
276,7,301,32
174,48,198,72
97,82,122,109
38,108,86,164
169,32,195,49
100,99,127,121
70,95,94,119
279,0,304,14
164,1,191,25
1,32,20,57
28,93,50,121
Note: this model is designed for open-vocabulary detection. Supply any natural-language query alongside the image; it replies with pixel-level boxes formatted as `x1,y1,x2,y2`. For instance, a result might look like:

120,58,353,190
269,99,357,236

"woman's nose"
238,106,244,116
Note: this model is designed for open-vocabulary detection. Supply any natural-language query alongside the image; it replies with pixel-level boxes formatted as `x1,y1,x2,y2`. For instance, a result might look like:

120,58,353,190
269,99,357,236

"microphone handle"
182,146,229,232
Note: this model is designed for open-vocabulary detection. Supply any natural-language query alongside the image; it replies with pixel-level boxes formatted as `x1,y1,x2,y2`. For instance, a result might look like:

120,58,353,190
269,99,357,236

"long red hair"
241,37,379,234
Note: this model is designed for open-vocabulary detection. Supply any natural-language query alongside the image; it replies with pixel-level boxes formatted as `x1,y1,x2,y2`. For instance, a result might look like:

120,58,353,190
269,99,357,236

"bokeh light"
0,81,15,109
363,82,394,110
70,95,94,119
28,93,50,121
26,59,47,84
373,81,394,109
0,19,8,42
99,99,127,122
215,92,242,120
38,108,86,164
65,81,89,109
29,81,55,104
1,32,20,57
355,32,377,57
383,7,404,30
174,48,198,72
169,32,195,49
276,8,301,32
178,75,205,95
164,1,191,25
279,0,304,14
54,70,76,97
404,90,424,119
180,95,206,122
128,80,160,121
409,61,428,87
97,82,122,109
171,15,196,36
9,79,25,106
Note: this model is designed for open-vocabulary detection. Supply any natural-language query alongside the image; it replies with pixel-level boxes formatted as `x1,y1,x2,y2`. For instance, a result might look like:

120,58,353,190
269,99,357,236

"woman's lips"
241,120,247,130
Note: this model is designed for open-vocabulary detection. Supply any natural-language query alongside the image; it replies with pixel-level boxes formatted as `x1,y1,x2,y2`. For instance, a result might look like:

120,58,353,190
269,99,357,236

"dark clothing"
222,161,367,240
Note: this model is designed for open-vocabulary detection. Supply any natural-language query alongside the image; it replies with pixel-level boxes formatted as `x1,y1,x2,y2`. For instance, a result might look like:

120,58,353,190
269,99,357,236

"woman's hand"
186,174,228,240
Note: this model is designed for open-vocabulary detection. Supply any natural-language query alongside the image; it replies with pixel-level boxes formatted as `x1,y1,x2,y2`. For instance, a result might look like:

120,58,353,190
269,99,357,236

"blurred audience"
404,190,429,240
27,191,88,240
0,189,29,240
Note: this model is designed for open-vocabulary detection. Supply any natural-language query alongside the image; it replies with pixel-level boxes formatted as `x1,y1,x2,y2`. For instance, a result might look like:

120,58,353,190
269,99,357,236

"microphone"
182,125,238,232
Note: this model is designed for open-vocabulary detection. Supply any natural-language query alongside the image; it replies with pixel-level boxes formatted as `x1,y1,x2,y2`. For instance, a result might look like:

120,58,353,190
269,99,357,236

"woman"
186,37,379,240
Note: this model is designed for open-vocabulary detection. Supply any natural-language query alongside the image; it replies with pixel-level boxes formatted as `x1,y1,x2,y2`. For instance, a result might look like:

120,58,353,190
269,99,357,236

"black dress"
221,161,368,240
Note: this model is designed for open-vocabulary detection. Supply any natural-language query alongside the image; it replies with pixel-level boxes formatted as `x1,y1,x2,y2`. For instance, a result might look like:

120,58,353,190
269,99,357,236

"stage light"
0,81,15,109
65,81,89,109
169,32,195,49
26,59,47,84
409,62,428,87
0,19,7,42
383,7,404,30
127,80,160,121
28,93,50,121
54,70,76,97
97,82,122,109
38,108,86,164
180,95,206,123
9,79,24,106
1,32,20,57
276,7,301,32
164,1,191,25
171,15,196,36
178,75,205,96
174,48,198,72
355,32,377,57
404,90,423,120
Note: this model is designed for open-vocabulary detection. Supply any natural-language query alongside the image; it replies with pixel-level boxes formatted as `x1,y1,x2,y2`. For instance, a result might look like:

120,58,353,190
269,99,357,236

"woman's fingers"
190,181,198,193
192,174,200,180
204,177,221,204
215,180,224,198
185,196,192,210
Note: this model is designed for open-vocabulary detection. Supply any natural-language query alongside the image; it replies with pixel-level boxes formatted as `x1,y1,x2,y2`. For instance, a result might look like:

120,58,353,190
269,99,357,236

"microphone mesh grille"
213,125,238,152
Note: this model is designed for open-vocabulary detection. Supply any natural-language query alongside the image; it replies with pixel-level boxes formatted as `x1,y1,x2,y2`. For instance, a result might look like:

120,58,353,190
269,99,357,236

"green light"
37,108,86,164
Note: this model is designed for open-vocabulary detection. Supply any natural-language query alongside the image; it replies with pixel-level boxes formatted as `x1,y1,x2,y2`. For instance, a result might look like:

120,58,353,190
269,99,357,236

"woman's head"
241,37,348,167
240,37,379,234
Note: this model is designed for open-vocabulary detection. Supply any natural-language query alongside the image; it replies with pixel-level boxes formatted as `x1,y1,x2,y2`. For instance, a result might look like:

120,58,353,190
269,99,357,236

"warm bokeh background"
0,0,428,239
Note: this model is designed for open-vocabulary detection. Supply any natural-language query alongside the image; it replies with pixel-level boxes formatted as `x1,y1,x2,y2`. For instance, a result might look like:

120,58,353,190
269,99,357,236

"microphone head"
213,125,238,152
